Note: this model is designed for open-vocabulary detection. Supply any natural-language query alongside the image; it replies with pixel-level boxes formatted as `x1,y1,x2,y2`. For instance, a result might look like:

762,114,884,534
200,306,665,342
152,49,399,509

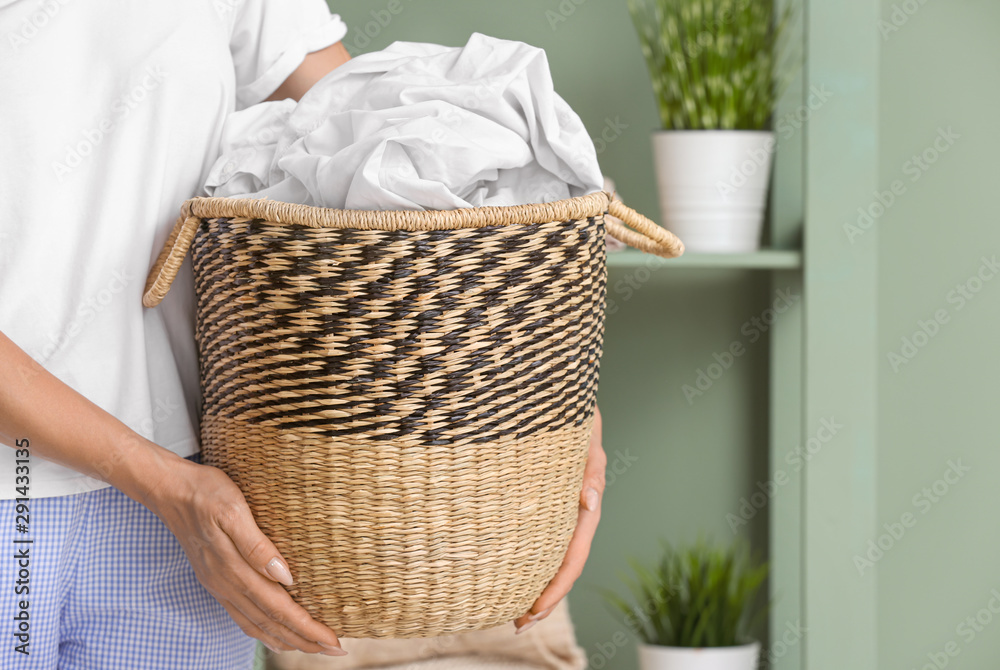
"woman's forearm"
0,330,182,506
265,41,351,102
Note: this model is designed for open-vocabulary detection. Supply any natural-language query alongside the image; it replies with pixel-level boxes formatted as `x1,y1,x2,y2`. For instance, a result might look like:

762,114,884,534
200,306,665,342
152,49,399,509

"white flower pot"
651,130,775,254
638,642,761,670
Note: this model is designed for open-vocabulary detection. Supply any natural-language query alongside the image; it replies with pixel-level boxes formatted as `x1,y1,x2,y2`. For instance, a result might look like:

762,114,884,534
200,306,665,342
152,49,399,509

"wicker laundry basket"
142,191,682,638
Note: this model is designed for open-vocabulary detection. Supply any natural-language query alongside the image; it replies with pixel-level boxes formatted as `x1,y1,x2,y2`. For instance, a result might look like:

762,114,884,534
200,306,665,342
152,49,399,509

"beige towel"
268,599,586,670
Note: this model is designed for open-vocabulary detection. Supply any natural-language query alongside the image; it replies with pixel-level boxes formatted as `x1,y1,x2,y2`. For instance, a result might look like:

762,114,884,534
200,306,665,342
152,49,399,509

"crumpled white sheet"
204,32,604,210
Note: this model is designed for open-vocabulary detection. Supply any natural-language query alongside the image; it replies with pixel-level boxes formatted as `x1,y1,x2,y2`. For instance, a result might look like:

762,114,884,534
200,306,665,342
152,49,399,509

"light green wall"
876,0,1000,667
325,3,773,669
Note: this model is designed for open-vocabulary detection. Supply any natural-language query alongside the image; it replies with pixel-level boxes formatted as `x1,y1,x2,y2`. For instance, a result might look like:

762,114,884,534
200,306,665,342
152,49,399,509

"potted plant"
628,0,791,253
605,541,769,670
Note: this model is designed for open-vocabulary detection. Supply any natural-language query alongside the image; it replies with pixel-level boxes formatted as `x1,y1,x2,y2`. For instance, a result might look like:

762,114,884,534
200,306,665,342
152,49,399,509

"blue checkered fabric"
0,454,258,669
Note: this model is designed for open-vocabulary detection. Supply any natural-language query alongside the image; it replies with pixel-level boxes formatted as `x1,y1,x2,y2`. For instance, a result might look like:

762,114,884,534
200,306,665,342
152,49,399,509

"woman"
0,1,605,667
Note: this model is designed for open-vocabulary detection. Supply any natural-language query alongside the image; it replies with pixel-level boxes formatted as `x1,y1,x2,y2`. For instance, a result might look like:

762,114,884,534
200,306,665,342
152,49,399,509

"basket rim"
143,191,683,308
181,191,616,231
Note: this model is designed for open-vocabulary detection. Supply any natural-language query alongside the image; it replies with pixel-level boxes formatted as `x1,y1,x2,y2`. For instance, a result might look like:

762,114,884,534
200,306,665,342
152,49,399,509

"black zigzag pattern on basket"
190,215,606,445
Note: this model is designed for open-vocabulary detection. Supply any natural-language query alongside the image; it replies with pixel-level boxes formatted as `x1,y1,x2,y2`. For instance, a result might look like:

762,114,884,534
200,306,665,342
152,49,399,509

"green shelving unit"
607,249,803,270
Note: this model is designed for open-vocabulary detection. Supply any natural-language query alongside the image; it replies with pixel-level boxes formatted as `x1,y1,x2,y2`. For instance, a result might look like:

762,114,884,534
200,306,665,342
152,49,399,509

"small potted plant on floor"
628,0,791,253
605,541,768,670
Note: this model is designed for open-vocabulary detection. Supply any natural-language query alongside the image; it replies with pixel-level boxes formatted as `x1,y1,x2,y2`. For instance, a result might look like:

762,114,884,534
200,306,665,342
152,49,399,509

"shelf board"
606,248,802,270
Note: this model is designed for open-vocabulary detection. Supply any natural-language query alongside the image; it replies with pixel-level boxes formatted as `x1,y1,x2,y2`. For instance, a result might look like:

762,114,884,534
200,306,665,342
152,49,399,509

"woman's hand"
514,406,606,634
144,456,348,657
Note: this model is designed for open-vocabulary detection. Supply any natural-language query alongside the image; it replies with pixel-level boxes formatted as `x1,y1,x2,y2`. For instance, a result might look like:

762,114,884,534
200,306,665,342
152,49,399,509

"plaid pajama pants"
0,453,259,669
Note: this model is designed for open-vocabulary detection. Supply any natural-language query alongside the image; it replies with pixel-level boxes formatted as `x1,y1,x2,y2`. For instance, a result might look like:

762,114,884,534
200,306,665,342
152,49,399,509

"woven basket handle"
603,196,684,259
143,207,200,308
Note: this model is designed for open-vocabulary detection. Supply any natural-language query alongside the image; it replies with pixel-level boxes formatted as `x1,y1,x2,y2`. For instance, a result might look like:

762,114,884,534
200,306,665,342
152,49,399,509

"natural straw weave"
143,191,682,638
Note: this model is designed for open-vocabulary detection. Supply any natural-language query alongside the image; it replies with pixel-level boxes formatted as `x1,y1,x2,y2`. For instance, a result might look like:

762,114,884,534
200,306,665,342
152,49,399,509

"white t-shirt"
0,0,348,498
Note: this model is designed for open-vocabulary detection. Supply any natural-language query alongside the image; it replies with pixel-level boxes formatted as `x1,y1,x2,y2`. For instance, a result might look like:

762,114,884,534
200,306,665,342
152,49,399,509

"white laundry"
204,33,605,210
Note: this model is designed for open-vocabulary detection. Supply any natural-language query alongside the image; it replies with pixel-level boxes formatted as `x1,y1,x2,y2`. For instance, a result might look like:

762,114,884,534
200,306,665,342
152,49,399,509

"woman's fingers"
213,499,347,654
207,547,347,655
153,462,348,656
221,599,294,654
580,409,607,513
226,583,347,656
216,497,294,586
515,498,602,632
514,407,606,632
247,585,348,656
